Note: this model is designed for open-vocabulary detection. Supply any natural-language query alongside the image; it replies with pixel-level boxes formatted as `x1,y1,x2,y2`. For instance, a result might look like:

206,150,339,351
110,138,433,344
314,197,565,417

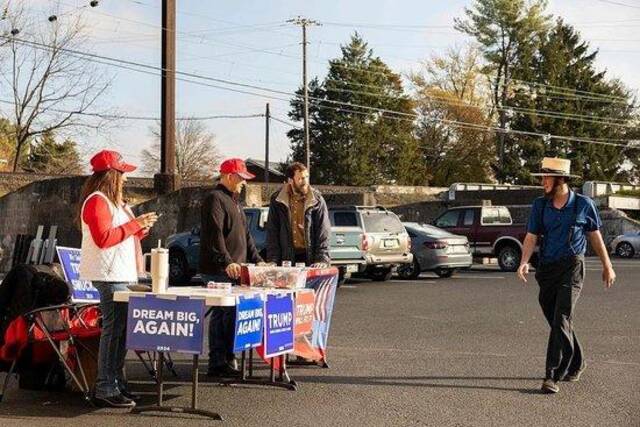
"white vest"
79,191,138,283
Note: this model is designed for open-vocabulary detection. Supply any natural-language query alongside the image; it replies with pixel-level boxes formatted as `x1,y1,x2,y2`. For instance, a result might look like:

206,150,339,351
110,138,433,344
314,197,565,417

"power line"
595,0,640,9
326,83,636,128
0,98,264,121
2,34,636,149
270,115,302,129
47,4,640,104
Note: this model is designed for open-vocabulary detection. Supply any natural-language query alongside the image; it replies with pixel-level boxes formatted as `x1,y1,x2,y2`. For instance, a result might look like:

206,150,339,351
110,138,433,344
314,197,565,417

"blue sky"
10,0,640,175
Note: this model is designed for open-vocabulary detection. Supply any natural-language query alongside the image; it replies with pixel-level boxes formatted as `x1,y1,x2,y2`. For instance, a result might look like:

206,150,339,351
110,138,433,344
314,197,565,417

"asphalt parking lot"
0,257,638,427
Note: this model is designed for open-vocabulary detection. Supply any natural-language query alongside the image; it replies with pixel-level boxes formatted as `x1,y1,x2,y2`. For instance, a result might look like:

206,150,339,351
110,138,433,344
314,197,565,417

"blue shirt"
527,191,602,264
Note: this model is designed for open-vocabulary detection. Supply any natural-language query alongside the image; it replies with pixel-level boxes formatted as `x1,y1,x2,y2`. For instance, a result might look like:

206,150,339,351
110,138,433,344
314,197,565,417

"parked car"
397,222,473,279
166,207,366,285
329,206,413,281
610,231,640,258
432,205,531,272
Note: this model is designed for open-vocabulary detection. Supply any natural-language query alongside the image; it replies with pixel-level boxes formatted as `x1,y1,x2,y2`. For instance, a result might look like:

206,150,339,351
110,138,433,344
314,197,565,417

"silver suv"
328,206,413,281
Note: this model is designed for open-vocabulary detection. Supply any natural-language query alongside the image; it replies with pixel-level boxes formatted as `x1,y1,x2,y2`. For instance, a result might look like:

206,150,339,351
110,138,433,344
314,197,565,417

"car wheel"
434,268,454,278
369,267,393,282
397,259,421,280
169,250,192,285
497,244,521,272
615,242,635,258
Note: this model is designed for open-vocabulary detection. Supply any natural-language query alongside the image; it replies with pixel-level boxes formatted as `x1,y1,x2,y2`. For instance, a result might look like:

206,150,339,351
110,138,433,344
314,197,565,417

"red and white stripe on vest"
79,191,139,282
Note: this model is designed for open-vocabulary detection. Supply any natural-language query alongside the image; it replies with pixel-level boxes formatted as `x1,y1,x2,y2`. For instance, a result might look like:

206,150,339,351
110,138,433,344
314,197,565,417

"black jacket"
266,185,331,265
199,184,263,276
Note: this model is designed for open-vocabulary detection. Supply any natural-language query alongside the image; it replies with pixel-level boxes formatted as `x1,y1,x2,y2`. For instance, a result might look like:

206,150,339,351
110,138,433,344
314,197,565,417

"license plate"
448,245,467,254
383,239,398,248
346,264,358,273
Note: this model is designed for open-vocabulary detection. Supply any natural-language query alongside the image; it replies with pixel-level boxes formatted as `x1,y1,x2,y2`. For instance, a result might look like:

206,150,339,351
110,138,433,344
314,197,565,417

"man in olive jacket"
266,162,331,266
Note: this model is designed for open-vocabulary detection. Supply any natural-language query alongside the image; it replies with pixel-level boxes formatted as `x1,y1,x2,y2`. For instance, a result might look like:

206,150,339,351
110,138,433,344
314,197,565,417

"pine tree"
510,20,639,183
287,34,424,185
26,131,83,174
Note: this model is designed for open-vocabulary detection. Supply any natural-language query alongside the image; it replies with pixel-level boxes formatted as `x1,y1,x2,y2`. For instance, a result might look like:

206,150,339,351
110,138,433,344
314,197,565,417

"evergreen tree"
287,34,424,185
510,19,639,183
26,131,83,174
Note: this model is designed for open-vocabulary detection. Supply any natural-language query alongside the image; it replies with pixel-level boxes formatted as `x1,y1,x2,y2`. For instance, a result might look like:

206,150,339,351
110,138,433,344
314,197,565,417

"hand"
225,263,242,279
136,212,159,229
517,263,530,283
603,265,616,289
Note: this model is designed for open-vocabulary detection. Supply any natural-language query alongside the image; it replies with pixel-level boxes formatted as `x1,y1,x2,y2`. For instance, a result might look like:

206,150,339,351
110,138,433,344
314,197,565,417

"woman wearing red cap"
77,150,158,408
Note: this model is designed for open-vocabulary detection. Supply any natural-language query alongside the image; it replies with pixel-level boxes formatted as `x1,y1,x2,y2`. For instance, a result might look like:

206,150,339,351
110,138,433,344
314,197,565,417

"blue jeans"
93,281,130,398
201,274,236,369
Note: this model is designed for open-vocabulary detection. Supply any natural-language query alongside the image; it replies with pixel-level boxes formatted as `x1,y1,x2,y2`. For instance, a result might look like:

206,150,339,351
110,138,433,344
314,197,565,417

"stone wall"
0,175,205,271
0,172,78,197
1,174,637,271
450,188,542,206
0,176,85,272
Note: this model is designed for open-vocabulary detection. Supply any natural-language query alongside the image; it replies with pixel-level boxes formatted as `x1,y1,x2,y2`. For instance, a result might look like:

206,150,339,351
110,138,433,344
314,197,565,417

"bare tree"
0,4,112,171
141,119,220,182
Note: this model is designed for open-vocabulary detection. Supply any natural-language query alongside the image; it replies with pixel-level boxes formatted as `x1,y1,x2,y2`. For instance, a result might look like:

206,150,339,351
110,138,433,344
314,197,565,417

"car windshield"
362,211,404,233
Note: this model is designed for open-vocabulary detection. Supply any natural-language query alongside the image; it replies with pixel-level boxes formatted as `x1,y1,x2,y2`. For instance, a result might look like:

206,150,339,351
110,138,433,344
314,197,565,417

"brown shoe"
564,363,586,382
541,378,559,394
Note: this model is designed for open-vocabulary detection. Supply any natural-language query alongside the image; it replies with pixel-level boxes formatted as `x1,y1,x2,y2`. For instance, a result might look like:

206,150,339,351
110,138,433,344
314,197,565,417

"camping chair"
0,303,101,403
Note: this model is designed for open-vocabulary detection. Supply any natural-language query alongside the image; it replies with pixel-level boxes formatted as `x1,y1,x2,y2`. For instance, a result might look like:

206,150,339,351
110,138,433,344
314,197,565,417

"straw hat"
530,157,580,179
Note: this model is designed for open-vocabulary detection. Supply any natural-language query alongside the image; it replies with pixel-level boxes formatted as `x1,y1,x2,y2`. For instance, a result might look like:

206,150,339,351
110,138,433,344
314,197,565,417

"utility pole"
264,103,270,190
154,0,179,195
287,17,320,172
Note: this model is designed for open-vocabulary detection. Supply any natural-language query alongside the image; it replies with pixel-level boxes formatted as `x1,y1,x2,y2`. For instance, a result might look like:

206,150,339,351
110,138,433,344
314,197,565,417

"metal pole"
155,0,178,194
287,17,319,173
302,24,310,172
265,103,270,189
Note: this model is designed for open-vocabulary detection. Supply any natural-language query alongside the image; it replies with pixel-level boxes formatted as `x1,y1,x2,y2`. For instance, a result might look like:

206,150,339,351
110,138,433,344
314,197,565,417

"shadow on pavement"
0,384,182,419
293,374,546,394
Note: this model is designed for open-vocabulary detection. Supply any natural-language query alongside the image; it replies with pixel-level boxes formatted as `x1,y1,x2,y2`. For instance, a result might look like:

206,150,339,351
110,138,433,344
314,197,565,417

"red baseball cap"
219,158,255,180
90,150,137,173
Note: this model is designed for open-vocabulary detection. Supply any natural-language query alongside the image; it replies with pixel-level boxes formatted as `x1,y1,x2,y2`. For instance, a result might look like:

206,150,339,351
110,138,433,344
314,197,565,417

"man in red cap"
199,158,264,378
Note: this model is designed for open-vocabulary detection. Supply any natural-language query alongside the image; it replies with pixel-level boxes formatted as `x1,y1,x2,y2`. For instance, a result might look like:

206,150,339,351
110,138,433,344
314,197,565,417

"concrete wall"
0,176,85,272
450,188,541,206
1,174,637,271
0,175,205,271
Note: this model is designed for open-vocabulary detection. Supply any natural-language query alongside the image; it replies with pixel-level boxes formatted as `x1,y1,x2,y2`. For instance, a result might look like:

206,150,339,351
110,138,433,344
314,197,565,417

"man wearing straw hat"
517,157,616,394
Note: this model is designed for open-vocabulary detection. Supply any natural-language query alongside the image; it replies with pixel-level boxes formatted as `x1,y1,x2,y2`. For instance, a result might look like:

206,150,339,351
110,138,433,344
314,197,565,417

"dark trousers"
202,274,236,369
535,256,585,381
294,250,308,265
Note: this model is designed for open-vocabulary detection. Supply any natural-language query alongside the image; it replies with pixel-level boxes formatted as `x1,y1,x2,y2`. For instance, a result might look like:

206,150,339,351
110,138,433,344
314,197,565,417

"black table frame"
130,352,223,420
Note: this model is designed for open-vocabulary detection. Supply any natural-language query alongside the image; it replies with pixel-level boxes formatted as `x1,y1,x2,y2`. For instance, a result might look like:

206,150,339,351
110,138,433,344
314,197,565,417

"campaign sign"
293,268,339,362
294,290,315,336
233,294,264,352
55,246,100,303
264,293,294,358
126,295,205,354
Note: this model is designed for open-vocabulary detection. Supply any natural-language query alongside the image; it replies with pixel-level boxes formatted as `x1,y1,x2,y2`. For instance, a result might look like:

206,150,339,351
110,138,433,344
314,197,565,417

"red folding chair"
0,303,101,403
